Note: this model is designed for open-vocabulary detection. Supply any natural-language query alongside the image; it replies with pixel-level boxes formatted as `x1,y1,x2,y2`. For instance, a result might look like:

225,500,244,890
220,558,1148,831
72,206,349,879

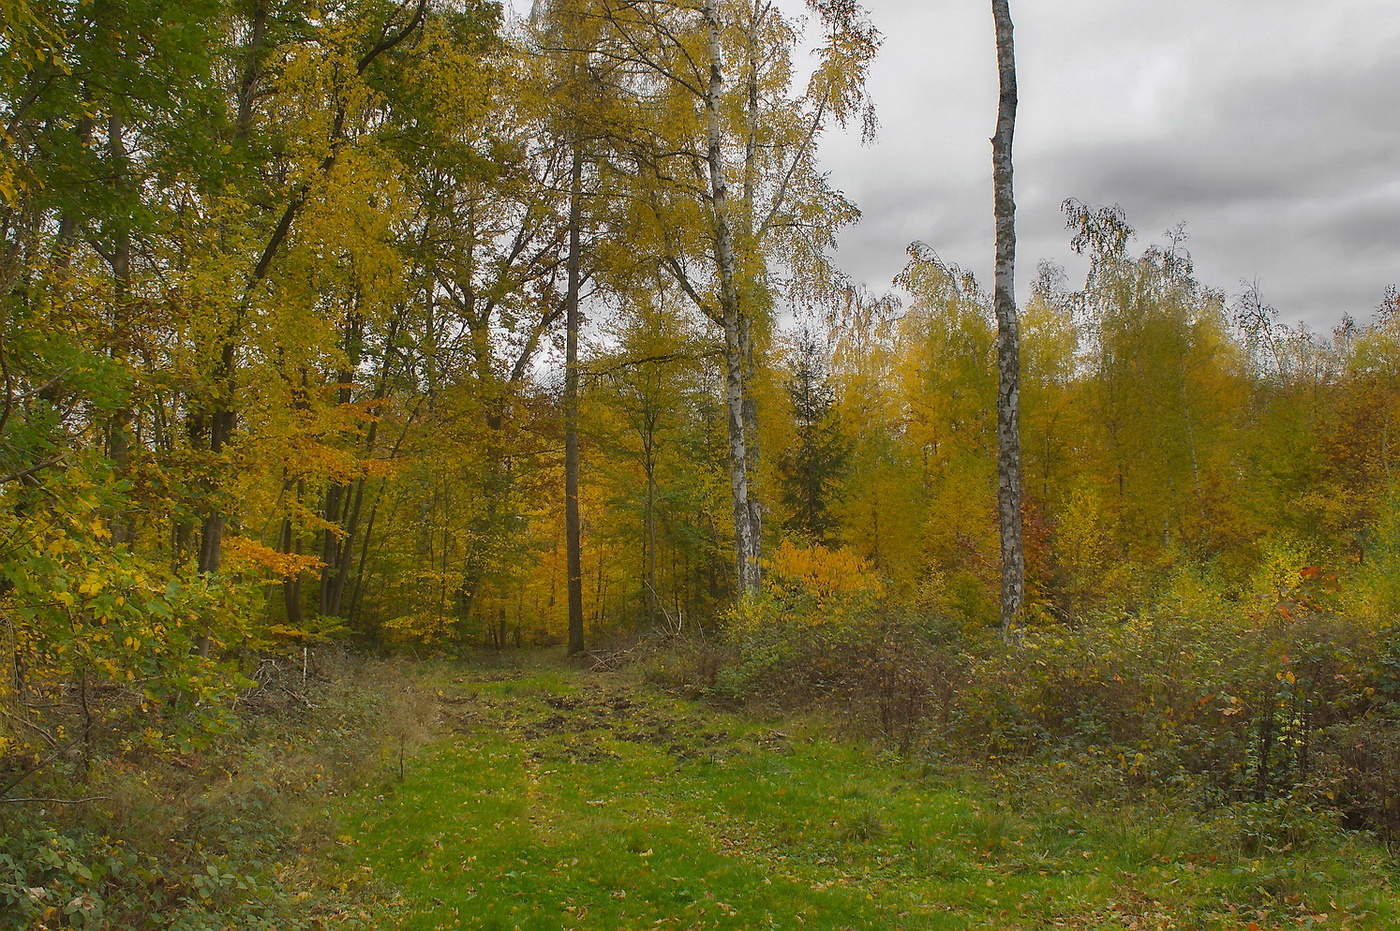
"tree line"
3,0,1400,809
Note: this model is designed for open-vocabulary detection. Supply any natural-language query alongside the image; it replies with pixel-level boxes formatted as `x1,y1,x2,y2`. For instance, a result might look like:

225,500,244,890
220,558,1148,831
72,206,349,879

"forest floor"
303,652,1399,929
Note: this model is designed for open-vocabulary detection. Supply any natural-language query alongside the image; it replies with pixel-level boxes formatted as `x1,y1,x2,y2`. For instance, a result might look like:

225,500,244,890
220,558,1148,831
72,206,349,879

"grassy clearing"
321,654,1398,929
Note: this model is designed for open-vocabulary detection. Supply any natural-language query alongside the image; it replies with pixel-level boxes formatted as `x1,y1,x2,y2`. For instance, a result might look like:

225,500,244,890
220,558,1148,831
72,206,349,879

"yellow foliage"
381,612,458,647
224,536,324,580
765,540,883,601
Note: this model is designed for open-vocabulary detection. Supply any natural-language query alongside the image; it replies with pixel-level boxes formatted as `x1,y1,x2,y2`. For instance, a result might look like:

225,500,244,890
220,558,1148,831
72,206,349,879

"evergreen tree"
780,331,848,544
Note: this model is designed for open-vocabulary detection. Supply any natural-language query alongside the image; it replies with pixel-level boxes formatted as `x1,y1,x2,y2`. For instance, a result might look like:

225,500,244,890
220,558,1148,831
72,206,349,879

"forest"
2,0,1399,926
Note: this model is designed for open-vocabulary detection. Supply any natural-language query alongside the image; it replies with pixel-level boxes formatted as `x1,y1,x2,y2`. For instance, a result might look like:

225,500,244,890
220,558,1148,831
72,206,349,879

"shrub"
0,826,147,929
717,542,883,702
712,543,967,755
710,544,1400,838
0,651,429,929
1,467,256,787
1311,716,1400,841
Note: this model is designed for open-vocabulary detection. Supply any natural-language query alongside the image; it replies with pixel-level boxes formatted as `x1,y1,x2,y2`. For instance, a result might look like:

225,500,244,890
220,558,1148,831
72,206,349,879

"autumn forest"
3,0,1399,926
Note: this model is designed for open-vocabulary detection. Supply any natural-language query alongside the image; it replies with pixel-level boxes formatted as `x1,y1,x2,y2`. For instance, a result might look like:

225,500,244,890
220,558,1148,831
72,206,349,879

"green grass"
323,659,1398,929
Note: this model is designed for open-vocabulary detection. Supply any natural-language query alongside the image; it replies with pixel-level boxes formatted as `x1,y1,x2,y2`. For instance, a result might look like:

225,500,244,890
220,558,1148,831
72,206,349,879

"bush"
0,818,300,930
706,543,969,757
715,542,884,702
1311,716,1400,841
1,467,256,786
0,651,430,928
636,634,729,696
0,827,145,929
710,545,1400,838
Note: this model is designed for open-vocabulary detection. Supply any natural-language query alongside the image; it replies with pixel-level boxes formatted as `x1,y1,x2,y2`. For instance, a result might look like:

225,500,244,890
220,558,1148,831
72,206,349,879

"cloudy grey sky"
812,0,1400,328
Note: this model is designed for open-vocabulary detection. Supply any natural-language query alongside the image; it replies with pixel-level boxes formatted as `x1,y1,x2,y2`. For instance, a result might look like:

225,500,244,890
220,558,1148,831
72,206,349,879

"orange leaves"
730,542,885,637
323,391,387,424
285,440,359,482
224,536,324,579
1298,565,1339,593
360,457,400,480
284,438,398,483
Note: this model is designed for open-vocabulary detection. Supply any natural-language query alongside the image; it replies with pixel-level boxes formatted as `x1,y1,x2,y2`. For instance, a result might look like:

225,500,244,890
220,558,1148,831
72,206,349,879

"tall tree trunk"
330,306,406,621
724,322,760,595
733,12,767,588
318,476,347,618
740,314,762,564
195,0,267,594
641,411,659,628
703,0,761,597
737,2,765,593
197,369,234,575
279,477,305,628
106,110,133,547
564,146,586,655
991,0,1025,636
319,312,362,618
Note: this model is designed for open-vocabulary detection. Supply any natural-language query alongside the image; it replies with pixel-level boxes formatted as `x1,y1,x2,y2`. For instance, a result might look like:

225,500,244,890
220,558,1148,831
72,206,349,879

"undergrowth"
0,651,438,930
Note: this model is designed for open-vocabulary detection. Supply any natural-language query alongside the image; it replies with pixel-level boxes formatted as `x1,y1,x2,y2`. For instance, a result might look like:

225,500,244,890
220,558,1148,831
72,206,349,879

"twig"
0,454,63,485
0,708,58,748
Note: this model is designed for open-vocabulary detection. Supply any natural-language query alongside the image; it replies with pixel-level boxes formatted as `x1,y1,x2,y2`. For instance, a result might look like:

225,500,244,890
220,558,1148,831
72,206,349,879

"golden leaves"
765,540,882,602
224,536,325,580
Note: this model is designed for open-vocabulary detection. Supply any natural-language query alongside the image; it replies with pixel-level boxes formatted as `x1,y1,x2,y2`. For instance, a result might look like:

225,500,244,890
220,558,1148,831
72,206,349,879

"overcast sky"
811,0,1400,328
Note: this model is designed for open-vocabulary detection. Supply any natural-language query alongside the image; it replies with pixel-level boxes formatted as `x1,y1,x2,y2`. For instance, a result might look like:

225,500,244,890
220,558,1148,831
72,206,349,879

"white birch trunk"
703,0,761,596
991,0,1025,635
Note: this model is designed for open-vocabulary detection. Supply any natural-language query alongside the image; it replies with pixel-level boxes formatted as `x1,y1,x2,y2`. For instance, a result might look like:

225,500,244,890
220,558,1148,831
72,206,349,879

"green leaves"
1,461,253,761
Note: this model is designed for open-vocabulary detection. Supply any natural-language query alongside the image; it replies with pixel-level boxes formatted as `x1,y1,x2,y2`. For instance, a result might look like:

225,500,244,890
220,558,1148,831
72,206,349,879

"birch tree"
991,0,1024,635
594,0,878,597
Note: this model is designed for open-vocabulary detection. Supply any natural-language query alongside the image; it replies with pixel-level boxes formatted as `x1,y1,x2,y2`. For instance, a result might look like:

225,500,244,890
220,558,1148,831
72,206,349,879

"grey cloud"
814,0,1400,327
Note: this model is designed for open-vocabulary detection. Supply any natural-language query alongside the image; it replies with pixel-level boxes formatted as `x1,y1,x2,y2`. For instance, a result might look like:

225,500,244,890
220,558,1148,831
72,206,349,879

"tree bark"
106,110,134,547
319,312,363,618
738,11,765,592
640,403,659,628
991,0,1025,636
703,0,761,597
564,146,586,655
280,477,305,628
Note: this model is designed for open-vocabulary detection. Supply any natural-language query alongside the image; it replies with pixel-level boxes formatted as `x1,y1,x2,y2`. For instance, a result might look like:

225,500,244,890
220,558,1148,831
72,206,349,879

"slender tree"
196,0,429,585
533,0,620,653
594,0,877,599
990,0,1024,635
564,146,586,654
